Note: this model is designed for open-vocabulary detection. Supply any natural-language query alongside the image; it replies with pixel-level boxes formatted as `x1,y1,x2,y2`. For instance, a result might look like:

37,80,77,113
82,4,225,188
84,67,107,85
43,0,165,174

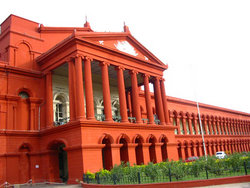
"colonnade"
177,139,250,160
170,111,250,136
45,55,171,127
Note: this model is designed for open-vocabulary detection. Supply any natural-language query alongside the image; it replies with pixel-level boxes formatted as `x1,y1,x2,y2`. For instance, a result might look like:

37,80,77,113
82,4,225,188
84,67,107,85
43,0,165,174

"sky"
1,0,250,113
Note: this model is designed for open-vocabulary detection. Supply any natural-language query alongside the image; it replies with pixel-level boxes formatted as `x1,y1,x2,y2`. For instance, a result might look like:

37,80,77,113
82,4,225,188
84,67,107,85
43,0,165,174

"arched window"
101,135,113,170
173,116,178,135
19,91,29,99
211,122,215,135
192,119,196,135
202,120,206,134
197,119,201,135
206,120,210,135
186,119,190,134
179,119,184,135
54,94,69,125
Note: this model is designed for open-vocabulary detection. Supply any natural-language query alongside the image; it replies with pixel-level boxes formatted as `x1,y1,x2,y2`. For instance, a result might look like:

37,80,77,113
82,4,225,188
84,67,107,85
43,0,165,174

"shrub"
157,161,172,176
187,159,206,177
110,164,125,183
85,170,95,180
227,153,242,172
206,156,225,175
171,161,187,180
97,168,111,180
123,163,141,183
144,162,159,181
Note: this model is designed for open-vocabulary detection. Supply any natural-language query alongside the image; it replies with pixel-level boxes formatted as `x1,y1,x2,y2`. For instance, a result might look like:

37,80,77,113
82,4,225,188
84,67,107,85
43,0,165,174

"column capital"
151,76,161,82
99,61,110,66
44,70,52,76
129,69,138,75
115,65,125,71
65,56,75,63
159,77,165,81
142,73,150,78
83,56,93,62
75,54,84,59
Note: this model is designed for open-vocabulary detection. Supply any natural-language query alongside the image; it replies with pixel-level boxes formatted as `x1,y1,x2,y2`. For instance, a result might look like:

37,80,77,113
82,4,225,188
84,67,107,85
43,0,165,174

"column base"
86,117,96,121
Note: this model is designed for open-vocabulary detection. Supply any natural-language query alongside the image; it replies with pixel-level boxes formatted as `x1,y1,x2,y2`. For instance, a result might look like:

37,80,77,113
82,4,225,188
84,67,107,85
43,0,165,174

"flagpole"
189,64,207,159
196,100,207,159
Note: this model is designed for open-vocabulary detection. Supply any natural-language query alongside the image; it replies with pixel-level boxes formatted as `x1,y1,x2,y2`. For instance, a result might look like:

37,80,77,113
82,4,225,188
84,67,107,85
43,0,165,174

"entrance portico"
38,29,171,127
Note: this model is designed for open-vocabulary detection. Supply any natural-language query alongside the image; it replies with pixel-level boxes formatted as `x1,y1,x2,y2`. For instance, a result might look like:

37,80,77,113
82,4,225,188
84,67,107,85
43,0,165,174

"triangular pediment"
76,33,166,67
90,39,150,60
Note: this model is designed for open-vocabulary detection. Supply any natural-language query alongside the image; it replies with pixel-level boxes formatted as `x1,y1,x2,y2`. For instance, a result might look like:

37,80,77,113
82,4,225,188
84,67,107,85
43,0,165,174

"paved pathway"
13,182,250,188
13,183,81,188
195,182,250,188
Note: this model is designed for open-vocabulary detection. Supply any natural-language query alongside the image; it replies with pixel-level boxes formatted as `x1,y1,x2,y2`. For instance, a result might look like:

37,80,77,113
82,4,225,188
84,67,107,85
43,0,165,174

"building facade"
0,15,249,184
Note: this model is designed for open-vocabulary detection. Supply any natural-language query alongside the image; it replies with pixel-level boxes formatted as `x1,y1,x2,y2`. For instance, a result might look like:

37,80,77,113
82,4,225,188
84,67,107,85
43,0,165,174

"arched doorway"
48,141,68,182
19,143,31,183
184,142,188,159
206,141,210,155
148,135,157,163
102,137,113,170
201,141,205,156
58,144,68,182
190,141,195,156
119,137,129,164
195,141,200,157
135,135,144,165
160,136,168,161
177,142,182,160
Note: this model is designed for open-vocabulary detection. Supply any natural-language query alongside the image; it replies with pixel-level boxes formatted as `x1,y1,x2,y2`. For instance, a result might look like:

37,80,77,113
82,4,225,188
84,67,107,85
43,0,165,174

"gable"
91,39,150,61
77,33,166,67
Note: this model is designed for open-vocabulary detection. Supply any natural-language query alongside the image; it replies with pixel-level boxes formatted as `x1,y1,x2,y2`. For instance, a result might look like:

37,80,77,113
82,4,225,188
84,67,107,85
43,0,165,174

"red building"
0,15,249,184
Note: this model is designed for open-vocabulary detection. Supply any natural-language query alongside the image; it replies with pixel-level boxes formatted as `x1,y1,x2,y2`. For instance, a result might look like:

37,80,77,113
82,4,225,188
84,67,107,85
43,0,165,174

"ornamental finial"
123,22,130,33
84,15,91,28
